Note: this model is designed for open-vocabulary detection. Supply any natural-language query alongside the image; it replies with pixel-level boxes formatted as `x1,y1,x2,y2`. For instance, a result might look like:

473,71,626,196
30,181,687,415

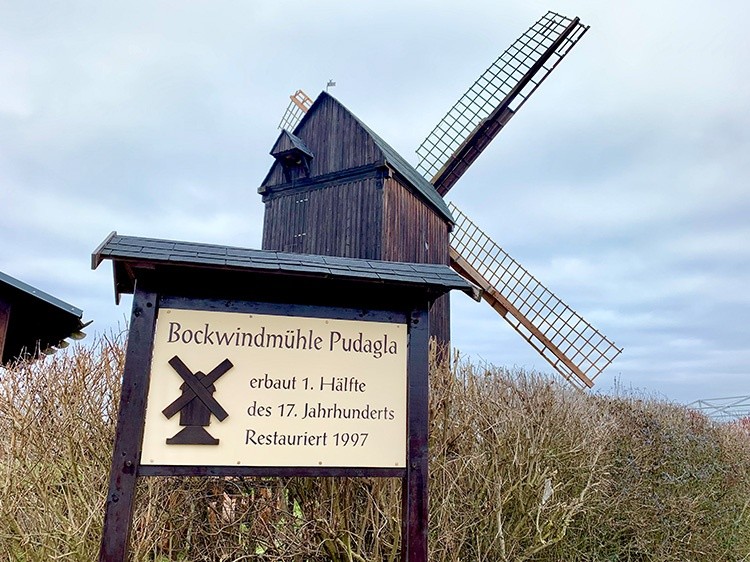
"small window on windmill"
270,129,314,183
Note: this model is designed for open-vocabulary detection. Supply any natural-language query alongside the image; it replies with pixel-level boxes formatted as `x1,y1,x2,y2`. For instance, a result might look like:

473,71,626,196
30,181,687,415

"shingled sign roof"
92,232,478,303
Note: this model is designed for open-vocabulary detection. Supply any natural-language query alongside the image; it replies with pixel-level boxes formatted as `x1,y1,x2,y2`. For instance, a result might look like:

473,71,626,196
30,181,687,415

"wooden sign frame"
93,233,474,562
99,283,429,561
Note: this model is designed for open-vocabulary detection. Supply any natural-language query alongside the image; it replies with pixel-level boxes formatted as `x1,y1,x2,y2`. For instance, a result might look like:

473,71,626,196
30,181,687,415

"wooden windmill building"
259,92,455,343
261,12,624,388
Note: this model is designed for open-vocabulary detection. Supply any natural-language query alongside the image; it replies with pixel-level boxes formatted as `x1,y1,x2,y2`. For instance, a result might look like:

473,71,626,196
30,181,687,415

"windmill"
264,11,622,389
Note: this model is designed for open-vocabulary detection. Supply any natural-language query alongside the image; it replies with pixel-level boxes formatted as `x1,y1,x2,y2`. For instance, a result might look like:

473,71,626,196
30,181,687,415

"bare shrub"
2,337,749,561
562,394,750,561
0,334,122,560
428,352,613,561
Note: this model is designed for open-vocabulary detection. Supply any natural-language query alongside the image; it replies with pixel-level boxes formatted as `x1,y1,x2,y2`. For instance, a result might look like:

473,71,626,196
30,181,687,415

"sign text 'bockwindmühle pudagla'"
142,308,407,468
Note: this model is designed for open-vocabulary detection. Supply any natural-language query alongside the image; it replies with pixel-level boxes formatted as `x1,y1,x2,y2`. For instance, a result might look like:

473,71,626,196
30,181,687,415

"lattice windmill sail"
406,11,621,388
417,11,588,196
449,205,621,389
268,12,622,388
278,90,313,132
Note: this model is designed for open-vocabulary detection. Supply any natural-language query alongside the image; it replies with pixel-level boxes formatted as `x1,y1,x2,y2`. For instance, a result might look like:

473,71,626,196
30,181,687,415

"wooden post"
0,298,10,362
98,282,158,562
402,305,429,562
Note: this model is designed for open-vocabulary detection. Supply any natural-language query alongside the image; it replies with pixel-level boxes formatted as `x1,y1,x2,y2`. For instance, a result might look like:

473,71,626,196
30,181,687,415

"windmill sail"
416,12,588,196
448,203,622,389
278,90,313,132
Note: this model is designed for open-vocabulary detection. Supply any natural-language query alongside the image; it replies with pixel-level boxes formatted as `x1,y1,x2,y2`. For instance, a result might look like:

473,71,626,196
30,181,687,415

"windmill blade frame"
416,11,589,196
278,90,313,132
448,203,622,389
267,11,622,388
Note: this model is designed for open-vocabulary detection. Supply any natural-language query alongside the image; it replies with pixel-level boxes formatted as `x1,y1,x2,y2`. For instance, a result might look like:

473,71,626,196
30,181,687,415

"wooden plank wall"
262,177,383,259
382,178,451,343
381,178,449,265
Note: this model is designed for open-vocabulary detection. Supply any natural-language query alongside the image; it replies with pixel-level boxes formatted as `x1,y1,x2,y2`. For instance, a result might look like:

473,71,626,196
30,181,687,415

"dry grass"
1,336,749,561
428,353,614,561
0,334,121,560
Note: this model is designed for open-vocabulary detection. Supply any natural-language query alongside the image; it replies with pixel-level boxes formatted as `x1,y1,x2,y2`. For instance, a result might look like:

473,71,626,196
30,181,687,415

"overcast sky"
2,0,748,405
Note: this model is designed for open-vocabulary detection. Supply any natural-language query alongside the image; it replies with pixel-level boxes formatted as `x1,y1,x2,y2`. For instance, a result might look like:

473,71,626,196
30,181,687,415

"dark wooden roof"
345,100,453,223
270,129,314,159
0,270,82,317
262,92,453,225
0,270,86,364
92,232,477,303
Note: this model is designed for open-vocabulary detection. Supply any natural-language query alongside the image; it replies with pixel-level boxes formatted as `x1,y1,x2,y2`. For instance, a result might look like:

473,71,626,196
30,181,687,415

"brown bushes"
0,335,121,560
1,337,749,561
428,354,614,561
563,396,750,561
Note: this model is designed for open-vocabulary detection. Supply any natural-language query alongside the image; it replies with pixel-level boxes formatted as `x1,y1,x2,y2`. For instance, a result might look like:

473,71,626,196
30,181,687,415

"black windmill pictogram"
162,356,233,445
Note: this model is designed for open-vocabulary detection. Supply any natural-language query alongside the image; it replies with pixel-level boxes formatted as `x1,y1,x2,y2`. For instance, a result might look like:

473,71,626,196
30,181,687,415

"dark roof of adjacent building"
92,232,478,303
0,270,87,365
0,270,83,317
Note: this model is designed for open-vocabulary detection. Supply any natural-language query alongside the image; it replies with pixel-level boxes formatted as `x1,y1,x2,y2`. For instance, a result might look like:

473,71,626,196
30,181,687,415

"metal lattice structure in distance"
416,11,588,195
689,396,750,422
448,203,622,389
278,90,313,132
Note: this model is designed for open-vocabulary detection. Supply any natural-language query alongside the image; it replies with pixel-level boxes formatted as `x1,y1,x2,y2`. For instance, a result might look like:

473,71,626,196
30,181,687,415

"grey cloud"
1,0,748,407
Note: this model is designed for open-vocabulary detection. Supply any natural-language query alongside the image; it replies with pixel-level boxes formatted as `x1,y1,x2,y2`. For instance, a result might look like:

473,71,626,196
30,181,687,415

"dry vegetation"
1,337,749,561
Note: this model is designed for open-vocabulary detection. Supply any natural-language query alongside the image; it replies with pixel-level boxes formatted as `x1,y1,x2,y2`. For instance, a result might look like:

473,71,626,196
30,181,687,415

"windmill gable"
259,92,452,223
259,92,382,192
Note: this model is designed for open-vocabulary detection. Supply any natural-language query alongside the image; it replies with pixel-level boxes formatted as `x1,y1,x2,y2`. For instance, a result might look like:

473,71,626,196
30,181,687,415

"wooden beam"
449,247,594,388
432,17,582,196
434,107,514,197
98,280,159,562
402,305,429,562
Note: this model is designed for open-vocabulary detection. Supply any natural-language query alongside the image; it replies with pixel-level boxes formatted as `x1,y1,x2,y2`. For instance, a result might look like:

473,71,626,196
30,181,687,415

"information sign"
92,233,472,562
142,308,407,468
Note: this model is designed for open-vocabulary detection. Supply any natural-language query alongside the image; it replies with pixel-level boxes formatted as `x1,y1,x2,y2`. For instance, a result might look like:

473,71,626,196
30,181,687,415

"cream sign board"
141,308,408,468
